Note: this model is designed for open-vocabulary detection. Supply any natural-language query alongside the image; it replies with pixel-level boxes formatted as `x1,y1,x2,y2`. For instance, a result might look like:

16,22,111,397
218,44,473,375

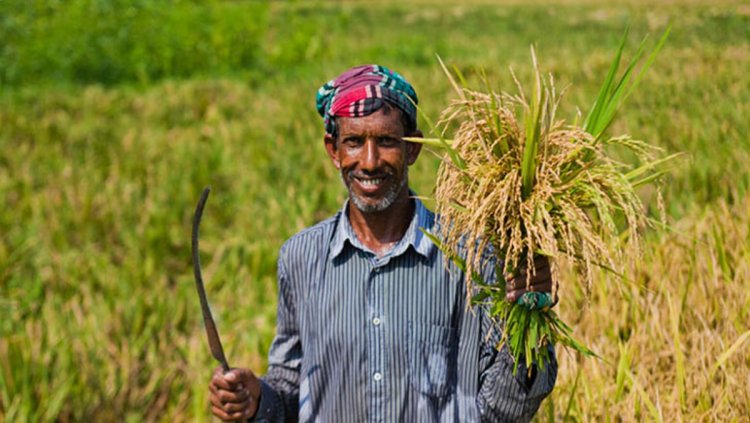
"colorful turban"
316,64,418,135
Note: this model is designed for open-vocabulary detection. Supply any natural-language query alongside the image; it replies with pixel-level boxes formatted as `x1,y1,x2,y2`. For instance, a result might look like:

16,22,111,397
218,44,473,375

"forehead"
336,108,405,137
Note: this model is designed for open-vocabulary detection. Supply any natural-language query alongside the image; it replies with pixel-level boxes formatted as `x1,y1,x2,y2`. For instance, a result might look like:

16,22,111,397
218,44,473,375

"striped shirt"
253,198,556,422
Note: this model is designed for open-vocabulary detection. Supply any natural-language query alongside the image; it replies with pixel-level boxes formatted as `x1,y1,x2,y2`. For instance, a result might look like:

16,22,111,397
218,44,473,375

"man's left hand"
504,256,557,305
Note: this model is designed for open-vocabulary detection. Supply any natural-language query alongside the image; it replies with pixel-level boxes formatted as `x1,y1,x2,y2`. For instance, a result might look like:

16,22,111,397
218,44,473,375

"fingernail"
226,372,236,381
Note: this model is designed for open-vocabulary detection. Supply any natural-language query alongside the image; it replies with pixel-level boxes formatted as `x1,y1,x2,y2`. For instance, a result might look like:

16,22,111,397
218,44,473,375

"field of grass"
1,0,748,421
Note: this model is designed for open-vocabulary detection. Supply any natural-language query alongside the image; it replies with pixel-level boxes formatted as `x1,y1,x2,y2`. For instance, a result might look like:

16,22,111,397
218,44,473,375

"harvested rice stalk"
409,27,676,372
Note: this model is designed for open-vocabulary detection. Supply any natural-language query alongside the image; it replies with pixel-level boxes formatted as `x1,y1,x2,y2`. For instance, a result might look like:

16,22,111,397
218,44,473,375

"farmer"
208,65,557,422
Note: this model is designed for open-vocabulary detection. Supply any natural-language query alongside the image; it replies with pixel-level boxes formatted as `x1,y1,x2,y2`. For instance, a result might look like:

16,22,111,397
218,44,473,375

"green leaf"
403,136,452,149
624,152,684,181
420,228,488,287
584,25,671,139
480,67,509,156
521,46,543,199
436,54,466,102
584,26,629,137
471,289,491,304
403,135,467,171
447,200,469,213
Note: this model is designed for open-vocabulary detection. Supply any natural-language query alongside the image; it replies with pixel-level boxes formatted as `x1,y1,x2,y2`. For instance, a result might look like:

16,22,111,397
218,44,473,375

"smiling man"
208,65,557,422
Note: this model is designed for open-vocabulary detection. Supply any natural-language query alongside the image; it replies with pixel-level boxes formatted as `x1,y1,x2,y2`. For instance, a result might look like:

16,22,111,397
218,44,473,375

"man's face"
325,107,422,213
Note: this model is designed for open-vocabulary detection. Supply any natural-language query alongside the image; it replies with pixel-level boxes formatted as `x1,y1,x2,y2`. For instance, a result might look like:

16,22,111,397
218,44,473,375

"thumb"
227,368,255,384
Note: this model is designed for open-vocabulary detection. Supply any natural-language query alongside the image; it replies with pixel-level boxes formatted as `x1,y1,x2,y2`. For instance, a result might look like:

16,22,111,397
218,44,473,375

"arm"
209,255,301,422
476,311,558,422
252,255,302,422
476,256,558,422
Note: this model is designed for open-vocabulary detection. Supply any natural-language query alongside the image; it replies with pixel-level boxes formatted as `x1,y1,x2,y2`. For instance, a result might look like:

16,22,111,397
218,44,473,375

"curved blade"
192,187,230,372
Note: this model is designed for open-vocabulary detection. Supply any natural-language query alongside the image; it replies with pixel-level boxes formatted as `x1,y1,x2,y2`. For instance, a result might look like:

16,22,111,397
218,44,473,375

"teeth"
360,178,383,187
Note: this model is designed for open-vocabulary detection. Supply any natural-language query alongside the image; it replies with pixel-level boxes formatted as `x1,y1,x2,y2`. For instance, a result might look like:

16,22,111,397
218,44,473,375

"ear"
404,129,423,166
324,133,341,169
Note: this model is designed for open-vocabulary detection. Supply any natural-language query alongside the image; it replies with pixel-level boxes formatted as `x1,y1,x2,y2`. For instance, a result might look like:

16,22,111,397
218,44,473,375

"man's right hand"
209,367,261,421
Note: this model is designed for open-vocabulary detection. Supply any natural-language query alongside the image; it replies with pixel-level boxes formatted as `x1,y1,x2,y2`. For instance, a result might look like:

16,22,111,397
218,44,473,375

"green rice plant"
407,28,675,372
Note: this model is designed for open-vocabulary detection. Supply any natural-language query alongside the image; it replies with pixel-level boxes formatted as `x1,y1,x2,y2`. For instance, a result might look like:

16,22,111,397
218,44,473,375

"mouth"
358,177,385,187
352,174,390,193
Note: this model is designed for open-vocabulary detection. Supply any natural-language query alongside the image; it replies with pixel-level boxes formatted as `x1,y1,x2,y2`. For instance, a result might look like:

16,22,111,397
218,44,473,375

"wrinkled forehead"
334,107,407,138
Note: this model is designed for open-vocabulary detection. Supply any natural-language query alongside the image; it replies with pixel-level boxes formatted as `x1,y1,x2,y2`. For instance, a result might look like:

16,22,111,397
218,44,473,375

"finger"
505,289,522,302
211,406,253,422
209,386,239,408
212,396,256,421
528,278,553,293
507,266,553,290
211,368,234,391
533,256,550,272
534,261,551,280
506,279,553,301
505,287,536,302
211,405,239,422
209,379,228,409
218,386,251,404
222,405,255,422
222,399,252,414
506,272,543,292
505,271,528,291
209,390,247,409
224,369,243,389
209,381,221,397
505,265,549,288
230,368,262,399
216,370,247,391
211,375,259,410
209,391,227,410
504,256,549,277
226,368,260,391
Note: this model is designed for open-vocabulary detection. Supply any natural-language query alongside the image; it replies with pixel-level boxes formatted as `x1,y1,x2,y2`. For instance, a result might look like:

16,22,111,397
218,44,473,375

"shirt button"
373,372,382,382
372,317,381,326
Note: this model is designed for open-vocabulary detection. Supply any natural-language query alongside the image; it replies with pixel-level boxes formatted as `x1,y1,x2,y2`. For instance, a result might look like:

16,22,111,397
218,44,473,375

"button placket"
367,261,386,417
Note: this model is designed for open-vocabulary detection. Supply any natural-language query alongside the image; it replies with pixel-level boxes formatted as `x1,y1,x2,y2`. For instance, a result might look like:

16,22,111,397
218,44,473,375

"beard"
343,166,408,213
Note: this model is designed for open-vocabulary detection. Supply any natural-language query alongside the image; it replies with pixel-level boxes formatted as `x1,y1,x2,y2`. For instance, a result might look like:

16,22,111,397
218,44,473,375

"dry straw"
410,27,677,371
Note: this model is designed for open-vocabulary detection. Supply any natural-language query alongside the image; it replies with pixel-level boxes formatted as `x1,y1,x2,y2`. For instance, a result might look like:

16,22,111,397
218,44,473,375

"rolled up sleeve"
476,307,557,423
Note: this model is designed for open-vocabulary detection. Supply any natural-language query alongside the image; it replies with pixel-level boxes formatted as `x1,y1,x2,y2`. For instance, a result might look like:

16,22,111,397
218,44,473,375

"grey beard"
344,167,408,213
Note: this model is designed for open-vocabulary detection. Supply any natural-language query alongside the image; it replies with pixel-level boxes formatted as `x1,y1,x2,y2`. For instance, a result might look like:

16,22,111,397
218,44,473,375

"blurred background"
1,0,748,421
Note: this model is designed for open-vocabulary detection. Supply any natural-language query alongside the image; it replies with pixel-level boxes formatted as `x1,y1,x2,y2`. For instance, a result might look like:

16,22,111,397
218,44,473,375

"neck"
347,188,414,256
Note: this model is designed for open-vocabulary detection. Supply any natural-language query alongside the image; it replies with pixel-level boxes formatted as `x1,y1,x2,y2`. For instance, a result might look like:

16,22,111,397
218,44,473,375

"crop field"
1,0,749,421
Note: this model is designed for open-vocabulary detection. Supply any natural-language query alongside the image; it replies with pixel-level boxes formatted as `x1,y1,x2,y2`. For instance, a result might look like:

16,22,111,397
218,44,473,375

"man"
208,65,557,422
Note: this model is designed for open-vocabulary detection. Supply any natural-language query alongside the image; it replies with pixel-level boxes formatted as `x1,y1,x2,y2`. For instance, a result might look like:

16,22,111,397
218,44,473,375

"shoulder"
279,213,340,265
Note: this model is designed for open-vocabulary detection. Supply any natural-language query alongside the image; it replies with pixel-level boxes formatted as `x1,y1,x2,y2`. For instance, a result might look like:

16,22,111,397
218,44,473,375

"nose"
360,139,379,171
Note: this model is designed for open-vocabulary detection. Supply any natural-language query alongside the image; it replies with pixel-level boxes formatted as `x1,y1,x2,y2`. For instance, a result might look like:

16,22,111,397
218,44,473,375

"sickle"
191,186,230,372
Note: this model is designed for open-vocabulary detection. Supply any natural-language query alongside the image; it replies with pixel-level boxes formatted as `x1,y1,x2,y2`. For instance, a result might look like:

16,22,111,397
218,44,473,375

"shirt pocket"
407,321,458,398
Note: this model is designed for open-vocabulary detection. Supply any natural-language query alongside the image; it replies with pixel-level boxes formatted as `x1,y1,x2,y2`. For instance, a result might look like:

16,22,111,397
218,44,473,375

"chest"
311,249,462,347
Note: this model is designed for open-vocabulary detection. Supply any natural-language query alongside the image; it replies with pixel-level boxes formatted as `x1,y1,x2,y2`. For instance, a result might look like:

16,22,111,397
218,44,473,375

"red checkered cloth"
316,64,418,135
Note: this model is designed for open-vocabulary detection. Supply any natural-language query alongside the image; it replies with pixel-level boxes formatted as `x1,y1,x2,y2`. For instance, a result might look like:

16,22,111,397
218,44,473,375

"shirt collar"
330,193,435,260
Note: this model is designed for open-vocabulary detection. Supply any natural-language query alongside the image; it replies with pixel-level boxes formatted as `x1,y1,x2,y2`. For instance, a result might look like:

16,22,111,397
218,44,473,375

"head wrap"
316,64,418,136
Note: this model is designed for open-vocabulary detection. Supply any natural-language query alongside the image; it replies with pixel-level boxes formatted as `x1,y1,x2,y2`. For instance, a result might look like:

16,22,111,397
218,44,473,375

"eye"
341,136,363,147
378,137,400,147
